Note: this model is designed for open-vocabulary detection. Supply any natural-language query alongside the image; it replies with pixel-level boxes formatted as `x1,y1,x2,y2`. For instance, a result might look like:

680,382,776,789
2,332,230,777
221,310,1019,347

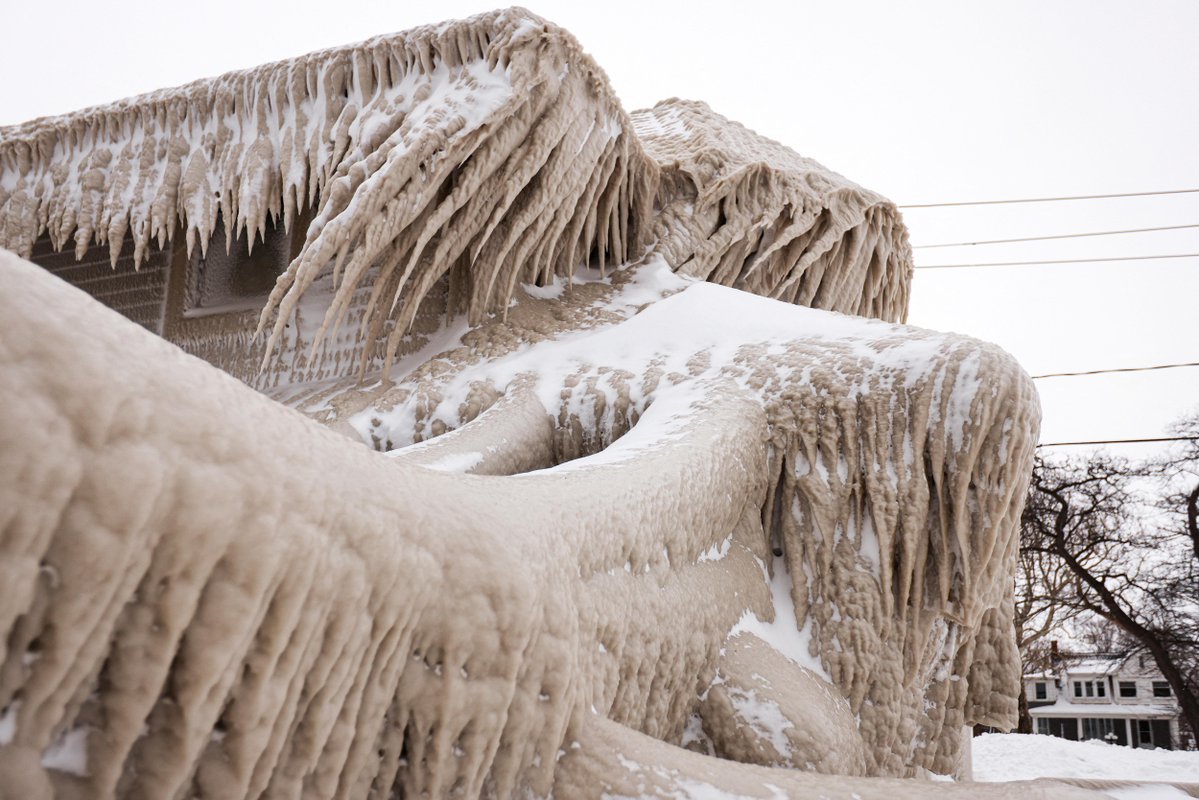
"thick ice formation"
635,99,911,322
0,6,1094,800
0,8,654,379
2,253,1083,799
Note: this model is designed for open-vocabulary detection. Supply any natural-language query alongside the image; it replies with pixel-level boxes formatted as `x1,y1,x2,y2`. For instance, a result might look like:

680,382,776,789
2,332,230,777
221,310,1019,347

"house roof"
1067,658,1122,676
1029,698,1178,719
0,8,654,373
0,8,912,380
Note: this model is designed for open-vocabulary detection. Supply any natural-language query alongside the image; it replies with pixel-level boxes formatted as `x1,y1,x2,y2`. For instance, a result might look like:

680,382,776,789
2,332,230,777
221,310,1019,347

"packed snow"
973,733,1199,797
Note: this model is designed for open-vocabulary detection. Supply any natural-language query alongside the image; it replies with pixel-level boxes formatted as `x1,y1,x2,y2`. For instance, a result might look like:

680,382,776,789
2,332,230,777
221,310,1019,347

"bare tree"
1021,425,1199,745
1013,513,1082,732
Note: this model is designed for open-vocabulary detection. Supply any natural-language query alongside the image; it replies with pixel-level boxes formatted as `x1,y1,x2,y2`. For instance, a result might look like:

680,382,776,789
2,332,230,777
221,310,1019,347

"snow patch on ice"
697,535,733,563
729,555,830,681
421,451,485,473
0,702,18,745
725,686,794,758
42,725,90,777
680,712,715,755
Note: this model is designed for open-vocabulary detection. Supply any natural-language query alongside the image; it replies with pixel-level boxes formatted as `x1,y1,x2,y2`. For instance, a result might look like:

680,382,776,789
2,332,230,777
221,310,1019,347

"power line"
913,223,1199,249
900,188,1199,209
915,253,1199,269
1032,361,1199,380
1038,436,1199,448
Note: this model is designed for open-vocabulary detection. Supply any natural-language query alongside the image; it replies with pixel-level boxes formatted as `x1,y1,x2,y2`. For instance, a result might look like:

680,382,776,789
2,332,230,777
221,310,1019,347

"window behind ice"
185,214,290,317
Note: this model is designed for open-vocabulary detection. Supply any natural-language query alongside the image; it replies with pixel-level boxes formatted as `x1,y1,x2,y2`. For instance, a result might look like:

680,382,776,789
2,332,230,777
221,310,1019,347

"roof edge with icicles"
0,6,659,374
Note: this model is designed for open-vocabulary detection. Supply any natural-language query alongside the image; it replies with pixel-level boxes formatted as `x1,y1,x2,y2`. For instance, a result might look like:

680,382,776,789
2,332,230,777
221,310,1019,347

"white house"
1025,649,1184,750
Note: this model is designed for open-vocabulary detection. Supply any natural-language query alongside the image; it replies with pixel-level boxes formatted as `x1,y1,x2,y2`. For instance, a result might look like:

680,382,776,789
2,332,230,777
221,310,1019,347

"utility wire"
913,223,1199,249
1038,436,1199,448
915,253,1199,269
900,188,1199,209
1032,362,1199,380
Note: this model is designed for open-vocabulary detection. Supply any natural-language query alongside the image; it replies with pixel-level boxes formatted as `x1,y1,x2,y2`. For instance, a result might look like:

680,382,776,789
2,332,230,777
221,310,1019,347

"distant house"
1025,648,1183,750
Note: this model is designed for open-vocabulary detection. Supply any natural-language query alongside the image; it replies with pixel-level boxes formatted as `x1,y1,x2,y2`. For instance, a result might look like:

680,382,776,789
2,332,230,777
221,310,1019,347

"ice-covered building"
1,7,1125,800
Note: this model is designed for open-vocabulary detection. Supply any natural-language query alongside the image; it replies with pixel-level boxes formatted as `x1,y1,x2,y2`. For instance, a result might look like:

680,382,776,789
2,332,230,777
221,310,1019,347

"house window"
1084,681,1094,698
1082,718,1116,741
185,214,291,317
1074,681,1083,698
1153,681,1171,698
1096,681,1106,698
1037,718,1050,735
1119,681,1137,698
1138,719,1154,747
1035,682,1047,700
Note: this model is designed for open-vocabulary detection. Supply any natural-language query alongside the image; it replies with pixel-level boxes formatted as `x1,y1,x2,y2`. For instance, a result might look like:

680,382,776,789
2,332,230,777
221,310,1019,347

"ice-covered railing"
0,7,656,372
342,257,1037,777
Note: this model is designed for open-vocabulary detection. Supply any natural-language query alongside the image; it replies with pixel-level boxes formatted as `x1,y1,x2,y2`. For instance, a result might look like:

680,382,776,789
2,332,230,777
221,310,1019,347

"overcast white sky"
3,0,1197,453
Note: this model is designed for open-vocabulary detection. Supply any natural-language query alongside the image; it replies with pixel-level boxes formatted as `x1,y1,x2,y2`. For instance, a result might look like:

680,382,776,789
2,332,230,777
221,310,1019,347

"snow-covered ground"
974,733,1199,798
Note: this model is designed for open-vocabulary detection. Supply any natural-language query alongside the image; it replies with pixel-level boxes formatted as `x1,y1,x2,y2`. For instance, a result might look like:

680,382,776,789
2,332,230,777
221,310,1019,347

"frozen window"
186,215,290,317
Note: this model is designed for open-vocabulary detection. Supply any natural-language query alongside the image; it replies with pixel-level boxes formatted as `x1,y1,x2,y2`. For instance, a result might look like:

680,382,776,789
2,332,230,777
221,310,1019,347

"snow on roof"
1067,658,1122,676
1029,697,1177,719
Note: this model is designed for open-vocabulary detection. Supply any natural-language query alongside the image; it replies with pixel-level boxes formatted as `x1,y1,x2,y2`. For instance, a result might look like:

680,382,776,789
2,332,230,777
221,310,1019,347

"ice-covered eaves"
0,7,657,374
633,99,913,325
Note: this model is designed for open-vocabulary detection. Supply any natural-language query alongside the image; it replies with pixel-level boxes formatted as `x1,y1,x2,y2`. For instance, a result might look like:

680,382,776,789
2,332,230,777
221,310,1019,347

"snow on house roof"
1029,697,1177,719
1067,658,1122,676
